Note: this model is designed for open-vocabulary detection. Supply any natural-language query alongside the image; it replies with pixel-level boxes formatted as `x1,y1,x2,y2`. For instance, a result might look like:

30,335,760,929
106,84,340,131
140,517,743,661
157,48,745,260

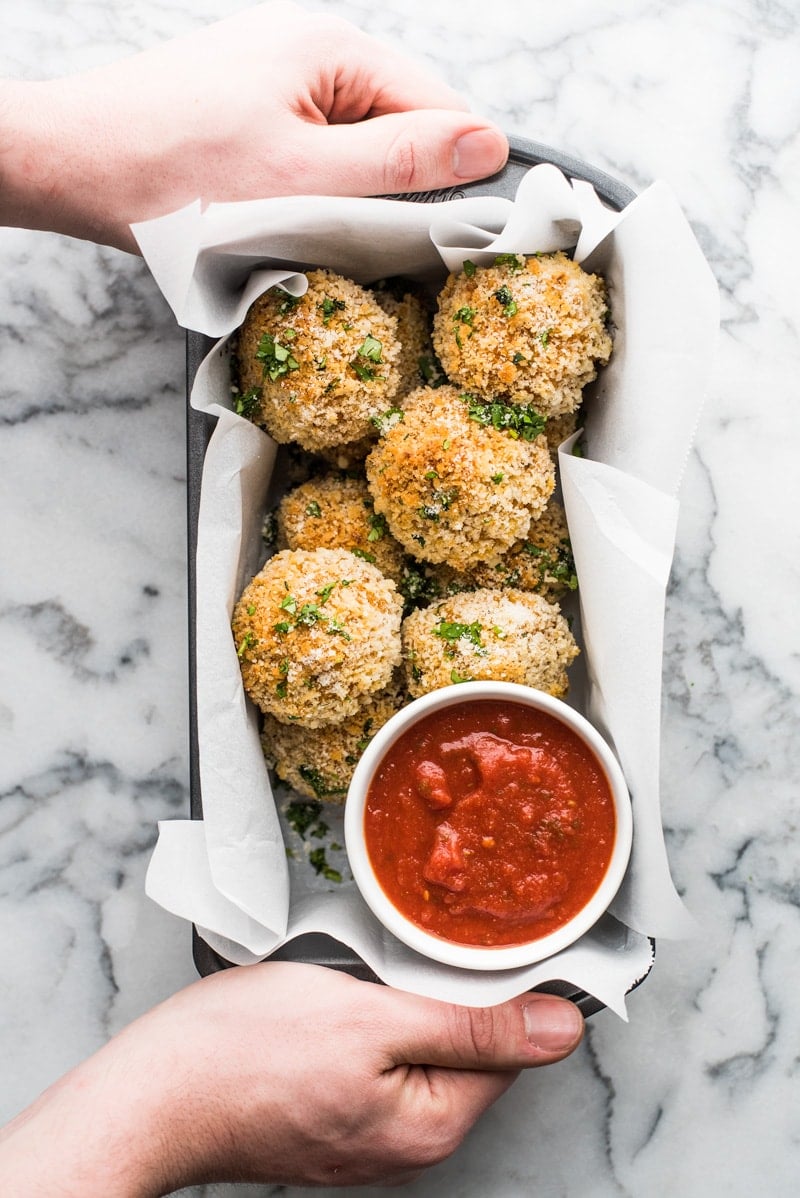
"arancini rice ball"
232,547,402,727
236,269,401,452
365,385,554,570
374,287,444,396
402,587,579,699
432,252,611,417
275,473,407,584
261,683,406,803
453,500,578,601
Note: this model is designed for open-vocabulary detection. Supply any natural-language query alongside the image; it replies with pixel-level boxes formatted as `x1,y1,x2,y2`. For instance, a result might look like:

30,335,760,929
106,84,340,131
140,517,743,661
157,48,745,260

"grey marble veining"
2,1,799,1195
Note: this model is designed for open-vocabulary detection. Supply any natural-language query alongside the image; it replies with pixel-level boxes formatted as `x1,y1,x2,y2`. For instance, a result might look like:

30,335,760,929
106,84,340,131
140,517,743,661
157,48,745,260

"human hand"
0,961,583,1194
0,1,508,252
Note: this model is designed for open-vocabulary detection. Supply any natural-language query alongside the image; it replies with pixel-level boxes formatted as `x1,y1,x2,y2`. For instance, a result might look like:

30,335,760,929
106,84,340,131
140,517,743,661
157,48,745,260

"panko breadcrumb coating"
543,409,582,457
437,500,578,601
374,288,443,395
402,588,578,699
236,269,401,452
261,684,406,803
365,384,554,570
400,502,575,606
232,547,402,727
432,252,611,417
276,473,407,584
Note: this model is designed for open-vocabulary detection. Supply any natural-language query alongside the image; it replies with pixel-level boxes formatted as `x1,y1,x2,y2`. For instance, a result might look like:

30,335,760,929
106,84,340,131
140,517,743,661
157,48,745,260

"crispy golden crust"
438,500,578,601
402,587,579,699
236,270,401,452
432,252,611,417
261,683,406,803
232,547,402,727
374,289,442,396
276,473,407,584
365,385,554,570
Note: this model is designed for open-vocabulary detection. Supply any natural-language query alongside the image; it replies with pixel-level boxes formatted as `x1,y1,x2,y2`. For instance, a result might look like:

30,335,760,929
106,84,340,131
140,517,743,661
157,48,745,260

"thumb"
295,109,509,196
385,991,585,1072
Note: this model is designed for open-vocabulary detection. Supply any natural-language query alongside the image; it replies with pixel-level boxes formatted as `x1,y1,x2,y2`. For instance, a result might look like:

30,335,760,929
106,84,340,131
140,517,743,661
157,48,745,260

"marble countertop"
2,1,798,1194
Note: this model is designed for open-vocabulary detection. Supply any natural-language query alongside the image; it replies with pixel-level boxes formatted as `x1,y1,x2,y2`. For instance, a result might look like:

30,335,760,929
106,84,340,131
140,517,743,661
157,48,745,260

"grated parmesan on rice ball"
365,384,554,570
235,269,402,452
275,473,407,584
232,547,402,727
432,252,611,417
402,587,579,699
261,682,406,803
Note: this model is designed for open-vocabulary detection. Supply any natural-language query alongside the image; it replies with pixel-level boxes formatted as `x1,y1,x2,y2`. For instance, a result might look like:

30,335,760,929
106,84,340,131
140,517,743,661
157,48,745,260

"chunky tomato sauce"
364,700,616,947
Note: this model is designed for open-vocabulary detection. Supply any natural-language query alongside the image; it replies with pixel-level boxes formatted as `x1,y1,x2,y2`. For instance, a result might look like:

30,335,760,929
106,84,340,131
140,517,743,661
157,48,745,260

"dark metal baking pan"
186,135,652,1015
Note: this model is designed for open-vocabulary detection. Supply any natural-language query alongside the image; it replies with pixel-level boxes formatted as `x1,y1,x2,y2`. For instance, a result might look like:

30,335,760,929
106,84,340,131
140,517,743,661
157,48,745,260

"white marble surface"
1,0,798,1194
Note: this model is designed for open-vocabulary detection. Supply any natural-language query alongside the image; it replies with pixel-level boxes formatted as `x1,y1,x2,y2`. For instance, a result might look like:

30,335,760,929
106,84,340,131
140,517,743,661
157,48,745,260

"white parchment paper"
140,165,718,1016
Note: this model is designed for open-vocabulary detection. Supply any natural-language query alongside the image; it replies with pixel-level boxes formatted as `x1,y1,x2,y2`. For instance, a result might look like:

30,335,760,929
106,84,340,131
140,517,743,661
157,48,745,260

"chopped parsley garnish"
236,632,255,658
296,602,323,626
285,798,324,835
433,619,484,649
491,472,504,484
367,512,388,542
418,354,445,387
417,486,458,523
275,680,288,699
461,394,546,441
453,305,477,326
450,668,473,684
371,407,404,435
493,253,525,272
308,847,343,883
276,288,300,315
351,547,376,563
462,259,477,277
524,540,578,590
233,386,261,419
319,296,346,323
494,286,518,317
297,769,347,801
305,500,322,518
540,328,552,347
351,335,383,381
274,586,351,637
256,332,300,382
512,351,526,364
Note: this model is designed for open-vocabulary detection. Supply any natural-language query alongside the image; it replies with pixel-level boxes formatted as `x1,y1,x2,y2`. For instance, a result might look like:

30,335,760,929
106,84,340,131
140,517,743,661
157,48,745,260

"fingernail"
452,128,508,179
523,998,584,1052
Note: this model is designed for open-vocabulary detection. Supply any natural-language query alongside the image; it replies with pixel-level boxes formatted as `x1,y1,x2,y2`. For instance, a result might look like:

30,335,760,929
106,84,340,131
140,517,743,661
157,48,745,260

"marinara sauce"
364,699,616,947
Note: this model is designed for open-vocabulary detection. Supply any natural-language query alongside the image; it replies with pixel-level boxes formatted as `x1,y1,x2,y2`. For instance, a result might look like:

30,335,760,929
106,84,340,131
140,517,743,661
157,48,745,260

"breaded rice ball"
232,547,402,727
275,473,407,584
444,500,577,601
365,385,554,570
432,252,611,417
402,588,578,699
261,683,406,803
236,269,401,452
374,288,443,396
